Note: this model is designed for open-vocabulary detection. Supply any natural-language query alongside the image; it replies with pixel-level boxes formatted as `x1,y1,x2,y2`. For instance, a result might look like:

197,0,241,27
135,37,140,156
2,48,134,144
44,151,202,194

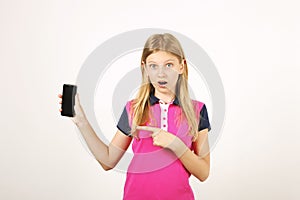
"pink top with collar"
117,94,211,200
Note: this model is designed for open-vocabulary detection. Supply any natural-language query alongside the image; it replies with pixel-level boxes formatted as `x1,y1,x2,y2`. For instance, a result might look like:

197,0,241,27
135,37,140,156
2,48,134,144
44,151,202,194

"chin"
155,86,174,94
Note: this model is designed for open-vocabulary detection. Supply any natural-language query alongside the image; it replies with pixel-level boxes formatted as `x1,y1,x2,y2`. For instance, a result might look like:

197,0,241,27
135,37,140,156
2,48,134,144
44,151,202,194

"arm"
76,121,132,171
59,93,132,171
136,126,210,182
169,128,210,182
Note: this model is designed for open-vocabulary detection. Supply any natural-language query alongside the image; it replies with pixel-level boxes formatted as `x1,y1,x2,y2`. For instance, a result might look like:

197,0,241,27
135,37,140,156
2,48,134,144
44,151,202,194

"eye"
149,64,158,69
166,63,173,68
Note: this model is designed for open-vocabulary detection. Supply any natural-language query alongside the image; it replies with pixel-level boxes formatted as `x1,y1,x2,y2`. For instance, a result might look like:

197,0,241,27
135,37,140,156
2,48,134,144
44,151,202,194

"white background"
0,0,299,199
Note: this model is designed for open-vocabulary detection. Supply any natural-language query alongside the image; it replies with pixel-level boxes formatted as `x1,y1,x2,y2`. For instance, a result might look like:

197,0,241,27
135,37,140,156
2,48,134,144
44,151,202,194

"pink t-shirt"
117,94,211,200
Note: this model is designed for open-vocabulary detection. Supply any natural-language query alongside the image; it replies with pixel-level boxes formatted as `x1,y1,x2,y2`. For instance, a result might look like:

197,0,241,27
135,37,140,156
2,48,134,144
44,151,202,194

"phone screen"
61,84,77,117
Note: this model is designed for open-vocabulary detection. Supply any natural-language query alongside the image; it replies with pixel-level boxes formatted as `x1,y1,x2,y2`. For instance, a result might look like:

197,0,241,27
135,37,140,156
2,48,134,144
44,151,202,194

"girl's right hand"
58,93,88,125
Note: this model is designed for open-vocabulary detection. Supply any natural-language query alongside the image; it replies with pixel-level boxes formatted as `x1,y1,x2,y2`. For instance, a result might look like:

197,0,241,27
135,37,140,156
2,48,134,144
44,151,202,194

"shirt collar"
149,93,180,106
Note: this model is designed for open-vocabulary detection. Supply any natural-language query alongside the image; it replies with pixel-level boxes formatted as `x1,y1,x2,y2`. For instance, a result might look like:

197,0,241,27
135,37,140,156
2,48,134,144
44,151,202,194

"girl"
58,33,211,200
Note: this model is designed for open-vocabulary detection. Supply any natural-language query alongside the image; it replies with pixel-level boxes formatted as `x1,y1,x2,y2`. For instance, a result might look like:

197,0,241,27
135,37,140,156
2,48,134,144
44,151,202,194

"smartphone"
61,84,77,117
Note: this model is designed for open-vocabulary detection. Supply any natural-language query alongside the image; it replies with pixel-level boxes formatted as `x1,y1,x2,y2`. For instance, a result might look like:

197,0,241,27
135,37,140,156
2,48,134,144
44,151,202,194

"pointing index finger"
136,126,159,132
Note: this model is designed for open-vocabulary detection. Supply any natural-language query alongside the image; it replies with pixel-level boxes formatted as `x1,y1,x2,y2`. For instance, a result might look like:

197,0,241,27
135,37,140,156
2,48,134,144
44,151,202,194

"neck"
154,91,175,103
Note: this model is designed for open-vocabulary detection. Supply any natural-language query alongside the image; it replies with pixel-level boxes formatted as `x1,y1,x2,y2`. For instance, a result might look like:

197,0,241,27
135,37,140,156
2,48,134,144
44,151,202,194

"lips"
158,81,167,85
157,81,168,88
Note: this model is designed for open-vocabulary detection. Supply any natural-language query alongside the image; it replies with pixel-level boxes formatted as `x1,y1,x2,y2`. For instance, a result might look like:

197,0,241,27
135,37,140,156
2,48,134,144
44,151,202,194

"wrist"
75,117,89,128
168,137,188,158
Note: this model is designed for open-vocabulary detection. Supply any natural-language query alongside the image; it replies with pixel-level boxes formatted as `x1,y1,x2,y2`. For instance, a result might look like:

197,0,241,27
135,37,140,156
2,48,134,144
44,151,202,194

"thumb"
75,93,80,104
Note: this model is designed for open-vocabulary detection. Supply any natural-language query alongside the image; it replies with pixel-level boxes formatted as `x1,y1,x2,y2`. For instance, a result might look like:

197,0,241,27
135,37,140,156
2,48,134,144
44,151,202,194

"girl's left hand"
136,126,177,149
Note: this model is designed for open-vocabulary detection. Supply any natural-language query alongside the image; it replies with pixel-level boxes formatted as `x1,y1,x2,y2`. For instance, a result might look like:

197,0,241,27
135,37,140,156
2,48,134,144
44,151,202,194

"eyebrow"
147,59,176,64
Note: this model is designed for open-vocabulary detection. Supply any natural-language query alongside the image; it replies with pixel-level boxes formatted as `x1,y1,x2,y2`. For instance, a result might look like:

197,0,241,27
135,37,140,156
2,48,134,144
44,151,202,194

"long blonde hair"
131,33,199,141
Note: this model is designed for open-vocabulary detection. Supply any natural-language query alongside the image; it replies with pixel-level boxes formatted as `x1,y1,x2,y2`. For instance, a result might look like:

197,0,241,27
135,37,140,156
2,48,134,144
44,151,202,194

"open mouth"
158,81,167,88
158,81,167,85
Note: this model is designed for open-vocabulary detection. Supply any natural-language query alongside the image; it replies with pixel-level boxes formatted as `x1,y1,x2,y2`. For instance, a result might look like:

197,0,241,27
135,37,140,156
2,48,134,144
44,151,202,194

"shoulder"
191,99,206,112
192,100,211,132
124,99,135,109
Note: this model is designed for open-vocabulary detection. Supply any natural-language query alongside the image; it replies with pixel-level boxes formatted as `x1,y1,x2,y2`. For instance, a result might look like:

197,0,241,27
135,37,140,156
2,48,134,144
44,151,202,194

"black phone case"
61,84,77,117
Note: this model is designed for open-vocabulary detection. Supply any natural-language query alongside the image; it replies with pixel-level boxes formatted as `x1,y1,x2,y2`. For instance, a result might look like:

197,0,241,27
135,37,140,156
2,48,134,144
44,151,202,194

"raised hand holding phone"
58,84,88,126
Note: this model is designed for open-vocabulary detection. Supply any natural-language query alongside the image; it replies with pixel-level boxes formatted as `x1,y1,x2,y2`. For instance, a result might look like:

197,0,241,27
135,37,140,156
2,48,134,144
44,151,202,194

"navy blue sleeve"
198,104,211,132
116,106,132,136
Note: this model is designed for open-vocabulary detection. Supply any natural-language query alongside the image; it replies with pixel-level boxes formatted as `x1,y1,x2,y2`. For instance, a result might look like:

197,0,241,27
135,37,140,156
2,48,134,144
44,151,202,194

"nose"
157,66,166,78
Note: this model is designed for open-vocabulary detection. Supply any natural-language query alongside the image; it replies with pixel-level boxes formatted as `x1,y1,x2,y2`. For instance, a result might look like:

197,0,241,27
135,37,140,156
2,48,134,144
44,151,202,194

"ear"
141,61,149,76
178,59,185,74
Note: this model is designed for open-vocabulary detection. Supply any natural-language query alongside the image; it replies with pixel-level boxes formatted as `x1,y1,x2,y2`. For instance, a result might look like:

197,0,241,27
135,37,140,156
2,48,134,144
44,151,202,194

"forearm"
169,138,210,182
75,120,112,170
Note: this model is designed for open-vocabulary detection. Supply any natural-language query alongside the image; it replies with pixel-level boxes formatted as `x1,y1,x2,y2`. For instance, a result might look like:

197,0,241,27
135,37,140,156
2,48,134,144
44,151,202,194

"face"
143,51,184,97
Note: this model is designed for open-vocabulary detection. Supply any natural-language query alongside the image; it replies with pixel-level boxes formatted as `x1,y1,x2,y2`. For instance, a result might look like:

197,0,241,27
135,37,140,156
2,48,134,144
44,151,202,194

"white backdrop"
0,0,299,199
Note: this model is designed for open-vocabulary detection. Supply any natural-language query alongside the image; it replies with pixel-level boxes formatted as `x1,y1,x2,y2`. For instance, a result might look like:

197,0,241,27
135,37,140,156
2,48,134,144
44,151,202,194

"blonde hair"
131,33,199,141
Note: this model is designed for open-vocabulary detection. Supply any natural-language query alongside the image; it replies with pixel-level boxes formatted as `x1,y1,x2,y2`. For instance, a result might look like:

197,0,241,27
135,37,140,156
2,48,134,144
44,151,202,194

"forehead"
146,51,180,63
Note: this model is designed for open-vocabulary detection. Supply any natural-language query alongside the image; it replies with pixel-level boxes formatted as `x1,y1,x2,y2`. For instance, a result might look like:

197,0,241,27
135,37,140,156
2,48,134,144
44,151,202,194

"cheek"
168,72,179,83
147,73,156,83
